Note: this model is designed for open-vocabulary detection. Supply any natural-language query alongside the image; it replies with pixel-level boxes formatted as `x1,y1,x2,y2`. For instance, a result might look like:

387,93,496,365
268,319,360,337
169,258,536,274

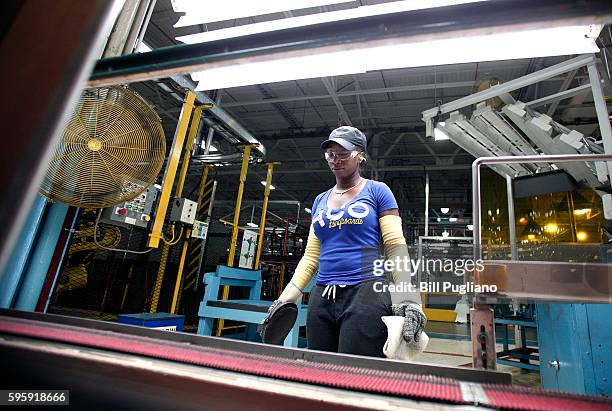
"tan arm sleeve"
379,215,421,305
287,225,320,291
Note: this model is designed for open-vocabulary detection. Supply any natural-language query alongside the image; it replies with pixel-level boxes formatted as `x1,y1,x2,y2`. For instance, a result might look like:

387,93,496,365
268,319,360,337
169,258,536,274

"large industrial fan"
40,86,166,208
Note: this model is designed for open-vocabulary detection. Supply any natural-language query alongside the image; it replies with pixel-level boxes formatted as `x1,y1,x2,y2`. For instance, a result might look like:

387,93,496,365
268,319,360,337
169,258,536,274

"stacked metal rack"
431,55,609,191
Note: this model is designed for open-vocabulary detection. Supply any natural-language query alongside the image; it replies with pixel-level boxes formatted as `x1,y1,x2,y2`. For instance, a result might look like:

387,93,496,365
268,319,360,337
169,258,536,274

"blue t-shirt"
311,179,398,285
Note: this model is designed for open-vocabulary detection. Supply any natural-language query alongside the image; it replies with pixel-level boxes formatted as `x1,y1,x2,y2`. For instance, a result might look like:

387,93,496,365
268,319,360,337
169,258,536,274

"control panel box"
101,184,160,229
170,198,197,225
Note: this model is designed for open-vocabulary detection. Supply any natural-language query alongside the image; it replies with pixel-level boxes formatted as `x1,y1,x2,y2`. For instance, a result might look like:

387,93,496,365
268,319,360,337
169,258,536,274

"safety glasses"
324,150,359,162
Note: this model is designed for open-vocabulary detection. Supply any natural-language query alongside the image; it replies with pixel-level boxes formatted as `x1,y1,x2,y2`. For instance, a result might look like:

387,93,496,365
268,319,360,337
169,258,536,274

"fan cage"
40,86,166,208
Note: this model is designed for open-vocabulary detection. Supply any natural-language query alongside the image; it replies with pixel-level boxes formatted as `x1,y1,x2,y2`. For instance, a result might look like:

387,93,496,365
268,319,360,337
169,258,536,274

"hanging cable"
94,210,153,254
162,224,177,244
163,225,184,245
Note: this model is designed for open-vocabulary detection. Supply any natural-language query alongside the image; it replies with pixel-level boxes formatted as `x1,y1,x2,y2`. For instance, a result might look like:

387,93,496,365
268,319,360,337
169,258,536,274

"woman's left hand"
391,302,427,343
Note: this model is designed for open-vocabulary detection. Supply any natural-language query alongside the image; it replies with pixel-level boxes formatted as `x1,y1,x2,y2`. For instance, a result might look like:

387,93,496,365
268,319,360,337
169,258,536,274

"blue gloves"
391,302,427,343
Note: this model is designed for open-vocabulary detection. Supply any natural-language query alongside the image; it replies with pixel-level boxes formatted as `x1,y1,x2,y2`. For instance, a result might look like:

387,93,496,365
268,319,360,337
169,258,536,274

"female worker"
267,126,426,357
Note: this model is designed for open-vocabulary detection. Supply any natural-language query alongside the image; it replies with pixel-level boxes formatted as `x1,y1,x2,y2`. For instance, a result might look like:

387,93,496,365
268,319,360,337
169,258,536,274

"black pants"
306,279,393,358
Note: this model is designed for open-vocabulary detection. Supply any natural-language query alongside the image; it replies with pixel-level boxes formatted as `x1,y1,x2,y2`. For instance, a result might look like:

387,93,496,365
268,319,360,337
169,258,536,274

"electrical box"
170,198,197,225
101,185,160,228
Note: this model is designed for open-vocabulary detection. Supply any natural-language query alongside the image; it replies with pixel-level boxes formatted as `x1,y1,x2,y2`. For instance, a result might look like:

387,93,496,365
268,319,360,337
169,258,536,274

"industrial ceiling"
130,0,612,238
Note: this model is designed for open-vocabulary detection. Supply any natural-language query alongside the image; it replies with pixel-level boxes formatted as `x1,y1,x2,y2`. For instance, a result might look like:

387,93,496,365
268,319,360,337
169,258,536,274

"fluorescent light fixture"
434,123,451,141
442,230,450,238
440,208,450,214
304,207,312,214
178,1,488,42
449,217,458,222
467,224,474,231
246,222,259,228
261,180,275,189
187,22,599,90
172,0,356,27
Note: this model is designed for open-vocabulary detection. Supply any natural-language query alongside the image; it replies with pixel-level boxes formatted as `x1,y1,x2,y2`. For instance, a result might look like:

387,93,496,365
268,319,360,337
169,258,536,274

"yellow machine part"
56,264,88,294
55,221,121,294
70,222,121,253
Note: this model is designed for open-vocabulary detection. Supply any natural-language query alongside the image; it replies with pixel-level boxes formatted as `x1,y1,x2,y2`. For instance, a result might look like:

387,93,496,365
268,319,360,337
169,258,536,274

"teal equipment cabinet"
536,303,612,396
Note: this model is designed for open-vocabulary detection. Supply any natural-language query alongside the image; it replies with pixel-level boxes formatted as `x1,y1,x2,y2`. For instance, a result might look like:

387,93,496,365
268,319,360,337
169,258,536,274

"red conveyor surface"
1,317,610,411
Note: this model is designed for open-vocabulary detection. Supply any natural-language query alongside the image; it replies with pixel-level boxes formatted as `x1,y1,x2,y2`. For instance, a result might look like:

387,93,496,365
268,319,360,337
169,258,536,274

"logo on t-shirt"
312,201,371,230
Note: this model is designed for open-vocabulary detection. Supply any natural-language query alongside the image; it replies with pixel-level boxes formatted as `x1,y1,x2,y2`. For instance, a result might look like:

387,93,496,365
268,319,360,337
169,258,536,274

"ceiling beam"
322,77,352,126
208,163,471,175
546,68,578,117
219,75,579,108
223,81,475,107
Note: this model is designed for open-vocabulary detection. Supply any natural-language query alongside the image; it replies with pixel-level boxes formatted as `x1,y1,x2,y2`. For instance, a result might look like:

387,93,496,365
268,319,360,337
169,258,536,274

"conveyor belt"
1,310,611,410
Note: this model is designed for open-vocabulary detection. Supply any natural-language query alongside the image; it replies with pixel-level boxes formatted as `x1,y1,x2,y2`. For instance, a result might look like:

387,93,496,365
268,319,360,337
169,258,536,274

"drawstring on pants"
322,284,346,302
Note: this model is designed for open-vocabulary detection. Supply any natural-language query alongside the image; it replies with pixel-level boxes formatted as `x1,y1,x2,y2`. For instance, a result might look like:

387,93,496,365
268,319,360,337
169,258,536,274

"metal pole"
424,172,430,236
148,90,196,248
192,178,217,291
472,165,483,260
567,192,578,242
227,145,254,267
170,231,190,314
169,105,205,313
149,92,197,313
102,0,141,58
505,175,517,260
122,0,152,55
204,93,222,155
133,0,156,53
14,203,69,311
217,145,254,336
586,61,612,177
505,174,522,349
0,196,47,308
255,163,278,269
39,207,80,313
120,266,134,311
197,181,217,280
176,105,204,197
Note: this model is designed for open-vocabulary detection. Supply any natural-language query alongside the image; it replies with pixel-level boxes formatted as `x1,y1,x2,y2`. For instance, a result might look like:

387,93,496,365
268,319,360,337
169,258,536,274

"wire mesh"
40,86,166,208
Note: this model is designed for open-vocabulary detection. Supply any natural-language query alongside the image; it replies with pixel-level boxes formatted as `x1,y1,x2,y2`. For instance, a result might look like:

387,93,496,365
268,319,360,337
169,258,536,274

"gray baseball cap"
321,126,367,151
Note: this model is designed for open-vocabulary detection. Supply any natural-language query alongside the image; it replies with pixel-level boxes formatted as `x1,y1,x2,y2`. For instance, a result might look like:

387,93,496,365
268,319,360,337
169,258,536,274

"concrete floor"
421,321,540,388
